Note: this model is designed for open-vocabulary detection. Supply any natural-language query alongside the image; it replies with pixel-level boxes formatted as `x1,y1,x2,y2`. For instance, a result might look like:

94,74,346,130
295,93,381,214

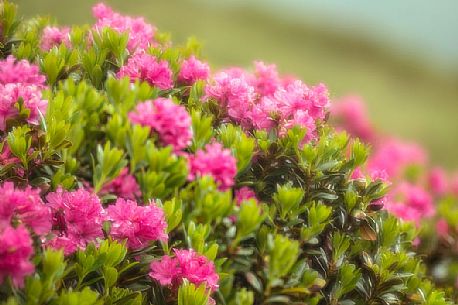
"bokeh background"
14,0,458,167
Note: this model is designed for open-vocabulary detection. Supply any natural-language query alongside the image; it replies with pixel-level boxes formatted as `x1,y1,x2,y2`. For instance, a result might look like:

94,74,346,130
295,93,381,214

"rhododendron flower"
367,138,427,178
129,98,192,151
45,188,104,254
428,167,448,196
92,3,156,51
149,248,219,292
235,187,258,206
331,96,375,142
0,182,51,236
188,142,237,190
253,61,281,96
451,173,458,196
100,167,141,200
436,218,449,238
40,26,71,51
280,109,317,142
0,83,48,130
0,56,46,87
0,225,34,287
385,182,435,225
117,52,173,90
178,56,210,85
106,198,168,250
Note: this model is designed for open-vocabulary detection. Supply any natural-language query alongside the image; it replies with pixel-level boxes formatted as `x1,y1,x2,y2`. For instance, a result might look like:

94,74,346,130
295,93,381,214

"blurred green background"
14,0,458,168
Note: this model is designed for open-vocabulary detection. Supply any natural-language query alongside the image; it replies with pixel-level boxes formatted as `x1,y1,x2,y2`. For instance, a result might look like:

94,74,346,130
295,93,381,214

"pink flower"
188,142,237,190
205,70,256,127
451,173,458,196
280,109,317,142
0,83,48,130
45,188,104,254
92,3,156,51
178,56,210,85
129,98,192,151
234,187,257,206
117,52,173,90
149,248,219,292
100,167,141,200
253,61,281,96
0,56,46,87
367,138,427,179
0,182,52,236
428,167,448,196
385,182,435,225
106,198,168,250
0,225,35,287
40,26,71,51
436,218,449,238
331,96,375,142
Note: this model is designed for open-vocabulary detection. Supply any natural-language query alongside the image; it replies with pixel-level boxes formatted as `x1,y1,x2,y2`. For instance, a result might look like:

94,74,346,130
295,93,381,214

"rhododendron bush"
0,2,456,305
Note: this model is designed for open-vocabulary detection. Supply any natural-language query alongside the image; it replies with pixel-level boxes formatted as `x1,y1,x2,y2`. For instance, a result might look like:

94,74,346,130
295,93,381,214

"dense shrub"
0,2,456,304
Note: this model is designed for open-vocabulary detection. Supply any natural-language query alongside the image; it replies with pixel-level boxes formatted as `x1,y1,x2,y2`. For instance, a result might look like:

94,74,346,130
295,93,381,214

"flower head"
41,26,71,51
0,56,46,87
0,225,35,287
178,56,210,85
100,167,141,200
92,3,156,51
235,187,258,206
385,182,435,225
117,52,173,90
106,198,168,250
188,142,237,190
149,248,219,292
0,182,51,236
45,188,104,254
129,98,192,151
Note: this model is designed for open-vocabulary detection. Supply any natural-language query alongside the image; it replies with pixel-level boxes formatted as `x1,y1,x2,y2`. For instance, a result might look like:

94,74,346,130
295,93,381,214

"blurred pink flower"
428,167,448,196
188,142,237,190
367,138,427,179
129,98,192,151
235,187,258,206
0,56,46,87
100,167,141,200
0,83,48,130
0,225,35,287
106,198,168,250
385,182,435,225
178,56,210,85
92,3,156,51
436,218,449,238
40,26,71,51
0,182,51,236
117,52,173,90
331,96,375,142
149,248,219,292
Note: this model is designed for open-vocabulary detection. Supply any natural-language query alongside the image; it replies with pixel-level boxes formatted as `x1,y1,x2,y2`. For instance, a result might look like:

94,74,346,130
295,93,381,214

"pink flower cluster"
101,167,141,200
367,138,427,179
40,26,71,51
385,182,435,226
0,225,34,287
205,62,330,142
188,142,237,190
0,182,51,235
46,188,105,255
331,96,375,142
129,98,193,151
92,3,156,51
117,52,173,90
0,56,47,131
150,249,219,292
106,198,168,250
234,186,258,206
178,56,210,86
